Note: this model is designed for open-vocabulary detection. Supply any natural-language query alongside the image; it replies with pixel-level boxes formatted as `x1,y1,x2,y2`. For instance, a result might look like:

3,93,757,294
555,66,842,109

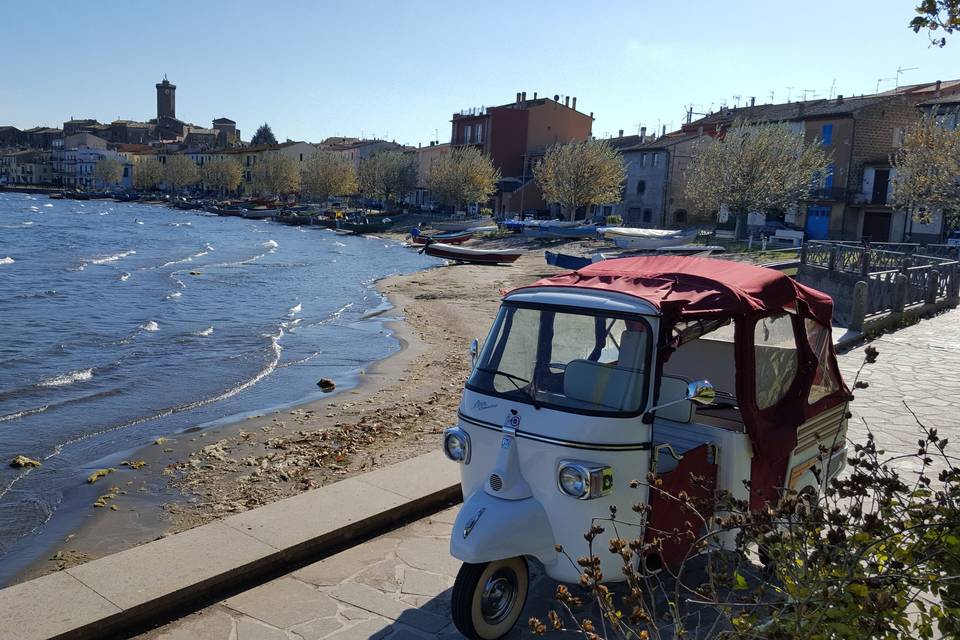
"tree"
253,152,300,196
358,151,417,206
93,157,123,188
300,151,357,202
892,111,960,229
164,154,200,192
910,0,959,46
251,123,278,146
684,121,829,235
133,157,164,191
200,157,243,195
534,139,626,220
426,147,500,212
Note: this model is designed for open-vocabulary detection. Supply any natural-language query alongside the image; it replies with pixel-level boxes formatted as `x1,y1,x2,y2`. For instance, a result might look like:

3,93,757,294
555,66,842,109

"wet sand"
15,234,601,582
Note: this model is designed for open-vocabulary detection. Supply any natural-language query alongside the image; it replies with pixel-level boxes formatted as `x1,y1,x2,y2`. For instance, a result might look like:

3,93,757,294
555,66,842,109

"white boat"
600,227,698,250
431,216,494,232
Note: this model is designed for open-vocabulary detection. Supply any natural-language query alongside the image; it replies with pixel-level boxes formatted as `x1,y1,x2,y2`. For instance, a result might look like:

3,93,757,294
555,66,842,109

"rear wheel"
451,557,529,640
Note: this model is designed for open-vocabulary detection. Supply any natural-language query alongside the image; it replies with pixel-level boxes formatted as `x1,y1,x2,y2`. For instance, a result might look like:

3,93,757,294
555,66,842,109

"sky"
3,1,958,146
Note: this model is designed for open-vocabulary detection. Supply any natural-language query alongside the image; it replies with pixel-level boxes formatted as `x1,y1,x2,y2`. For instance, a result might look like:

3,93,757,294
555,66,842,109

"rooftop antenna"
827,79,837,99
785,86,794,102
802,89,817,101
434,128,439,143
876,77,896,93
732,94,741,107
768,90,775,103
635,122,643,135
896,66,918,88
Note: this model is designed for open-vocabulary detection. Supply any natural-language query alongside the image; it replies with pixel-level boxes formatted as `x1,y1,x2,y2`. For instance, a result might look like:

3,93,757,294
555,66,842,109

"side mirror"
469,338,479,368
686,380,716,406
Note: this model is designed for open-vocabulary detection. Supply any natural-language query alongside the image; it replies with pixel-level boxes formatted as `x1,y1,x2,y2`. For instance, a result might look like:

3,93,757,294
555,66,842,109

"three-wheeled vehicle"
442,256,851,639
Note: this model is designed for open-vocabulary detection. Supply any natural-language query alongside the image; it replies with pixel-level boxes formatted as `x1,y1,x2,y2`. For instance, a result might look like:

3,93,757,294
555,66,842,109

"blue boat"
544,251,592,270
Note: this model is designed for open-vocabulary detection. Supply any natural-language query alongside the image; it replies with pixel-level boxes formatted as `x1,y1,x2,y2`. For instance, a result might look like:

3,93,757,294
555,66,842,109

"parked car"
749,220,803,238
947,229,960,247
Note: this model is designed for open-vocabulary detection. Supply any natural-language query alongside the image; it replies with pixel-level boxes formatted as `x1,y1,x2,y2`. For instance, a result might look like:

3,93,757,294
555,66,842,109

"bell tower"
156,75,176,120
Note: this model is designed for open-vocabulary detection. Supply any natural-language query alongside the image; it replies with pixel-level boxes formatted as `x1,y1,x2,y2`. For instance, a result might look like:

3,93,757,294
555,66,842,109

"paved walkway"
139,311,960,640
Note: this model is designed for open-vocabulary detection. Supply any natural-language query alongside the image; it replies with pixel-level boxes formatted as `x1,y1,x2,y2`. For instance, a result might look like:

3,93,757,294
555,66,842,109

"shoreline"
11,233,576,585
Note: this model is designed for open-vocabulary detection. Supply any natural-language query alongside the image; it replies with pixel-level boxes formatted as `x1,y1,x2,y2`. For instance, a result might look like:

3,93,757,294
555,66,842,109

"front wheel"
451,557,529,640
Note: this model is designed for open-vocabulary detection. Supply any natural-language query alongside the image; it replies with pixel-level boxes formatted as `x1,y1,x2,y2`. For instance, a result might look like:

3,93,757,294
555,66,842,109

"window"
824,163,834,189
821,124,833,146
805,319,840,404
652,152,660,167
636,180,646,195
476,123,483,143
468,304,652,415
463,125,472,143
674,209,687,223
299,153,303,161
754,314,798,409
642,209,652,223
639,153,647,168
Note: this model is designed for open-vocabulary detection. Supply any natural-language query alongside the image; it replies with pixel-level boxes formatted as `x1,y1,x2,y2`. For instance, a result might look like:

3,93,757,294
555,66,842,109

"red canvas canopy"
514,255,834,326
511,256,849,508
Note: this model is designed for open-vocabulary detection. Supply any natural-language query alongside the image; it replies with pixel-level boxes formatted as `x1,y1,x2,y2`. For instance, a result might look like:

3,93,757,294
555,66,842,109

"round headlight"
558,464,589,498
443,428,470,463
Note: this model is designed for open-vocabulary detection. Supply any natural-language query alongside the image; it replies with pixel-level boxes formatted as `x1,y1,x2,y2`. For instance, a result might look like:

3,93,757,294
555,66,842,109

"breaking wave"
90,250,136,265
119,272,130,282
193,326,214,337
38,368,93,388
0,257,14,265
0,405,50,422
140,320,160,332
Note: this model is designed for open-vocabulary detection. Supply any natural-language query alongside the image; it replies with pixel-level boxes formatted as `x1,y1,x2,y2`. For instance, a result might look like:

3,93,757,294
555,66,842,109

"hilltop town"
2,77,959,245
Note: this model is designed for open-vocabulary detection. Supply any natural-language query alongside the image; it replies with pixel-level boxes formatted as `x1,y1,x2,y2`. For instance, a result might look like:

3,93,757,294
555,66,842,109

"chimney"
618,129,624,138
836,94,844,104
516,92,522,105
572,96,577,110
521,91,526,102
662,124,666,137
554,94,560,102
564,96,570,107
533,92,537,99
589,111,594,119
750,96,755,107
640,126,647,141
936,80,942,97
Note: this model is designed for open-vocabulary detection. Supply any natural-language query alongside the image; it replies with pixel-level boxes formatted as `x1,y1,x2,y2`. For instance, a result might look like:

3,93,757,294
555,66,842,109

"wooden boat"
601,227,698,250
423,243,522,265
544,251,592,270
338,218,392,234
241,208,279,219
431,216,494,232
409,228,472,245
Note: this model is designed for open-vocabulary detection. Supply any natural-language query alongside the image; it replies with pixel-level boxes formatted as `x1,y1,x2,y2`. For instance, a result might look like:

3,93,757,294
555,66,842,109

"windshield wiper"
475,366,540,409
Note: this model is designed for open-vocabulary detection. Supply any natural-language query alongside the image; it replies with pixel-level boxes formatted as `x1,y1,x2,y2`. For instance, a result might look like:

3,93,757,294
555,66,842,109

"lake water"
0,192,437,581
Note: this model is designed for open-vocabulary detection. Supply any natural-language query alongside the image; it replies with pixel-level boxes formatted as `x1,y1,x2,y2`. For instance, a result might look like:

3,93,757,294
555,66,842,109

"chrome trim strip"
458,411,652,452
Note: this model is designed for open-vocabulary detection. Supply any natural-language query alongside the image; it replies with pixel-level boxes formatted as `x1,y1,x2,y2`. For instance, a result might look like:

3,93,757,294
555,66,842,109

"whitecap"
119,272,130,282
262,239,279,249
0,405,49,422
38,368,93,387
28,206,39,212
166,291,182,300
22,221,34,225
90,250,136,265
99,212,110,216
334,241,346,247
0,257,14,265
140,320,160,332
288,303,302,316
136,220,144,225
193,326,214,337
43,203,53,208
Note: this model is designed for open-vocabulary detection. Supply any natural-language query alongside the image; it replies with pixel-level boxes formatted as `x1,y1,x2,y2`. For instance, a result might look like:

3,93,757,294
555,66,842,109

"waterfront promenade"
136,310,960,639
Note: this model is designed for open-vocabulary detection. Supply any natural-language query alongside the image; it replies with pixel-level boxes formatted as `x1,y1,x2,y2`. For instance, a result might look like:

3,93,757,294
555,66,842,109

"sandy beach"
16,234,604,582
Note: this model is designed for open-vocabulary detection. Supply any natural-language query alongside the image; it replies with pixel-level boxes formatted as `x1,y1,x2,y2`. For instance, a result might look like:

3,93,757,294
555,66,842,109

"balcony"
805,187,847,202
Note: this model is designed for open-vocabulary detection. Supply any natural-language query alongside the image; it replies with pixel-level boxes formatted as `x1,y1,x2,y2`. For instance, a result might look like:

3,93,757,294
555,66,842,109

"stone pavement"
138,311,959,640
838,309,960,470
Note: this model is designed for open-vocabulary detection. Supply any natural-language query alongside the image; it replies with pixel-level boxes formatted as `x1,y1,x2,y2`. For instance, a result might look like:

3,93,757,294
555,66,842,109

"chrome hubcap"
480,567,518,624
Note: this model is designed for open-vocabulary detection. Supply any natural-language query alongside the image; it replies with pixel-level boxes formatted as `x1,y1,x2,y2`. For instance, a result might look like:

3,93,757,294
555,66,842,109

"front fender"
450,489,557,567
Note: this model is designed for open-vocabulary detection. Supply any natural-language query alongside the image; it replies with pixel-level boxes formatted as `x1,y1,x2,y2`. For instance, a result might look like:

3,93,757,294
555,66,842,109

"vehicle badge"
504,414,521,430
463,507,485,539
501,436,511,449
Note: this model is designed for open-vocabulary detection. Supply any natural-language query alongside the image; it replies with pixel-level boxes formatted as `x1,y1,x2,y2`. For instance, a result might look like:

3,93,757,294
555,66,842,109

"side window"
805,319,840,403
754,314,798,409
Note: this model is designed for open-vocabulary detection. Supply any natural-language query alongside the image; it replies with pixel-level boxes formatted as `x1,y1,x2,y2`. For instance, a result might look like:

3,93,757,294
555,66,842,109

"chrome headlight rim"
557,462,590,499
443,427,471,464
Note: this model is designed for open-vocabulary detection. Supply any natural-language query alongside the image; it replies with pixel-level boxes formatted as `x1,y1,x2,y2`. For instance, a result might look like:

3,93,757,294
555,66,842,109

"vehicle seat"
563,330,646,411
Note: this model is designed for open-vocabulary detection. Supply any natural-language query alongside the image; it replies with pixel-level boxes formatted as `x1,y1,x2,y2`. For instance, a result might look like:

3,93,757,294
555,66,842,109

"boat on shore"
430,216,494,232
423,242,522,265
600,227,699,250
241,208,279,220
545,244,727,270
338,217,393,234
409,228,472,245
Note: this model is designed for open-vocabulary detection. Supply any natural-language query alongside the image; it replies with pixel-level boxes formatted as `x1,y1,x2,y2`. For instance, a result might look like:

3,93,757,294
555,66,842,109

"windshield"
467,303,653,415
